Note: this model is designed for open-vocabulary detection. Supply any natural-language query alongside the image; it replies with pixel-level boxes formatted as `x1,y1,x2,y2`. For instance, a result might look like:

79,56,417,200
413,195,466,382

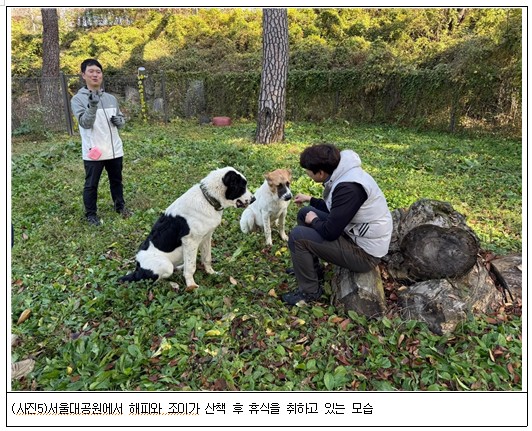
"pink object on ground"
212,116,232,126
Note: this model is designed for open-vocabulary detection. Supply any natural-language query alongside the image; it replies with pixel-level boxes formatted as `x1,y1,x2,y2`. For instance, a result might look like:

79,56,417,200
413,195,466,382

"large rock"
184,80,206,118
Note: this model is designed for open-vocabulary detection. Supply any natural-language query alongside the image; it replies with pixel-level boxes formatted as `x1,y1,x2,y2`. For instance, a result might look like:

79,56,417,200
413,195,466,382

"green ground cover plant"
11,121,522,391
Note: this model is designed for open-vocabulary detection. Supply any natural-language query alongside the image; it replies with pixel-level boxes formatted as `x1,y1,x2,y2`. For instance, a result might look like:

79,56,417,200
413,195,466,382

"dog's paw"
204,266,216,275
185,284,199,292
280,232,288,241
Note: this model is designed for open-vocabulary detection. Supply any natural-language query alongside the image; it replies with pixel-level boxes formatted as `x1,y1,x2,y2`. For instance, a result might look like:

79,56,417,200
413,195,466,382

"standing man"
71,58,130,226
283,144,393,306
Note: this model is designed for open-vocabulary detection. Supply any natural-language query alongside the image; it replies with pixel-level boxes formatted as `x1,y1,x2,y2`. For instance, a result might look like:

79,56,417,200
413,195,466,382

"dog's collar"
200,182,223,211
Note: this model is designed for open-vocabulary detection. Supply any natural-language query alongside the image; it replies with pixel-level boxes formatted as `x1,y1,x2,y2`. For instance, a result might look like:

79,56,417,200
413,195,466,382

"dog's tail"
239,207,254,233
118,263,158,283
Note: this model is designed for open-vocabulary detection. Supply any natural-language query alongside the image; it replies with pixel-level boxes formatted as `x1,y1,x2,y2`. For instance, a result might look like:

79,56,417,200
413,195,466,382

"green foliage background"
11,7,522,134
11,121,522,391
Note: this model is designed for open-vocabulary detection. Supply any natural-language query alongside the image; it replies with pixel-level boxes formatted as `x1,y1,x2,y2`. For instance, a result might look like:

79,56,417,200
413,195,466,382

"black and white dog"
119,167,253,289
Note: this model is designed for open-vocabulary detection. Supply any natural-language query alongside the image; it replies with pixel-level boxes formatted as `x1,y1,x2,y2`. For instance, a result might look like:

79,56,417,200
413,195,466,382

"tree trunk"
255,8,289,144
41,8,62,129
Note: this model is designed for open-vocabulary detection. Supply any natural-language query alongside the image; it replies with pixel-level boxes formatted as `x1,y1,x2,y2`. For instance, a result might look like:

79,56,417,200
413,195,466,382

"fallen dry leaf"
268,289,277,298
169,282,180,291
11,359,35,380
397,333,405,348
339,318,351,331
336,354,350,366
229,276,238,285
17,309,31,324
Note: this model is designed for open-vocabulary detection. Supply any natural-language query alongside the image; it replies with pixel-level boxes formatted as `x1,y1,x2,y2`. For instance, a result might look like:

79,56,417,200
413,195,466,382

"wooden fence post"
60,73,74,135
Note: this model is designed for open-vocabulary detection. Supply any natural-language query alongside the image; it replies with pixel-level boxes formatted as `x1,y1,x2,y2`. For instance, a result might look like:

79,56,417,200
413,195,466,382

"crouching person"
282,144,393,306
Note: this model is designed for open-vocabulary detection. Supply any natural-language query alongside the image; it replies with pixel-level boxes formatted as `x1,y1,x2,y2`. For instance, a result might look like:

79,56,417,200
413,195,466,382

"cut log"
401,225,479,280
398,279,466,335
331,265,386,318
490,254,522,303
398,259,501,335
385,199,480,282
329,199,516,334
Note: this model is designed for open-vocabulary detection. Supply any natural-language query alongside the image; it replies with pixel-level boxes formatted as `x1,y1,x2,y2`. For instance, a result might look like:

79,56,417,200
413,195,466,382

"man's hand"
88,91,100,107
110,116,124,127
294,193,311,206
305,210,318,225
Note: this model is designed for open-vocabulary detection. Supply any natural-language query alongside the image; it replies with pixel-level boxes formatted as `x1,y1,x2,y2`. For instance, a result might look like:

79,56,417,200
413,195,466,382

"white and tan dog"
120,167,253,289
240,169,293,246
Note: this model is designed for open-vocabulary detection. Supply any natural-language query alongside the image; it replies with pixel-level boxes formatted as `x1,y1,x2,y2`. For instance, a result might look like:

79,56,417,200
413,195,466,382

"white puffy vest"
324,150,392,257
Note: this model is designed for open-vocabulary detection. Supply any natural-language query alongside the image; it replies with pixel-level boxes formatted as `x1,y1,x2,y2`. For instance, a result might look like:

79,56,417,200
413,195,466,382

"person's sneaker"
281,286,323,306
86,215,101,226
116,206,132,219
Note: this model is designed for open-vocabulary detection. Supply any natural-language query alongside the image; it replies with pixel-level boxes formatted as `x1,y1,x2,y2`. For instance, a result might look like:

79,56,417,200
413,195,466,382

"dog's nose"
284,194,292,201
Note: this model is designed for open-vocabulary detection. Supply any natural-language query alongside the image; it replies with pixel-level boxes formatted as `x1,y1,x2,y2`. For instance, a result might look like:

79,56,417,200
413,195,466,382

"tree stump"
490,254,522,303
331,265,386,318
398,258,500,335
330,199,510,332
385,199,480,282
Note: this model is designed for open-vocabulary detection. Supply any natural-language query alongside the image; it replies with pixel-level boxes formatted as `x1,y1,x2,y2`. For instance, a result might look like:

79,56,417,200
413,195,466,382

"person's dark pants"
288,206,381,295
83,157,125,217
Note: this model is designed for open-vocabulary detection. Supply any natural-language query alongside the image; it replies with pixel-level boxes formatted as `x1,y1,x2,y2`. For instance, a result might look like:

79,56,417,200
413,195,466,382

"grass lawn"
10,120,522,391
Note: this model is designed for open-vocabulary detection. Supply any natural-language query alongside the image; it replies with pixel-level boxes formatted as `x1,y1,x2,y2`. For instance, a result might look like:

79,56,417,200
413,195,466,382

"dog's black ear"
223,170,247,200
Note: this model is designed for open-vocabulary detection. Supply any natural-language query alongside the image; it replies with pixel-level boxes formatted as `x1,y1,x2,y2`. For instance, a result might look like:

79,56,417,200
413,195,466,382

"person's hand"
305,211,318,225
294,193,311,206
88,91,100,107
110,116,124,127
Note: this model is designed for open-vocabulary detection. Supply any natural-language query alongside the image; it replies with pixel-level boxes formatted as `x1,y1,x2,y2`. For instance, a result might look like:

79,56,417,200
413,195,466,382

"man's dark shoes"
86,215,101,226
282,286,323,306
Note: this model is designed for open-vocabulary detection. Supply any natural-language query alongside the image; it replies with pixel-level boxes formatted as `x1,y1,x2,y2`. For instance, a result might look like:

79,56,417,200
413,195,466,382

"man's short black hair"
300,144,341,175
81,58,103,73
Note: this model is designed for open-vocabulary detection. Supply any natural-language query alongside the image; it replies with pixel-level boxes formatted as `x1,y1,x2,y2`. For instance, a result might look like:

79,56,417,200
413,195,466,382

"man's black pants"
288,206,381,295
83,157,125,217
